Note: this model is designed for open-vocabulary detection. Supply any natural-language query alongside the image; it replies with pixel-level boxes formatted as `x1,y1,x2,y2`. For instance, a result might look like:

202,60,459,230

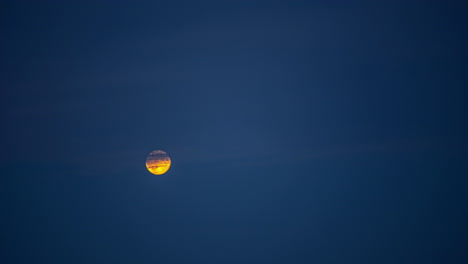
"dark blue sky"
1,1,468,263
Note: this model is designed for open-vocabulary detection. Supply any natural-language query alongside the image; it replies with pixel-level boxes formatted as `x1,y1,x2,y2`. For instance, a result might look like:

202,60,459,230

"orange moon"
146,150,171,175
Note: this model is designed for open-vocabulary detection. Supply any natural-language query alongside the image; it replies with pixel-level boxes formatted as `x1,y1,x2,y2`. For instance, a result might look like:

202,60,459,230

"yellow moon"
146,150,171,175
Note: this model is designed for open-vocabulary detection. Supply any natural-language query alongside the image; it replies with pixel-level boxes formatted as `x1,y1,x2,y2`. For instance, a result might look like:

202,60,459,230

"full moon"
146,150,171,175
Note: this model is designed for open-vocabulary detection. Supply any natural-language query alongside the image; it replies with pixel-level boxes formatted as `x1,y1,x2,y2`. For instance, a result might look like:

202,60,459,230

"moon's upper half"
146,150,171,175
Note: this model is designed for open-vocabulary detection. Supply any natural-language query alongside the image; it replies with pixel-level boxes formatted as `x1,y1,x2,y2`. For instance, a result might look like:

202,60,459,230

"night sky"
1,1,468,263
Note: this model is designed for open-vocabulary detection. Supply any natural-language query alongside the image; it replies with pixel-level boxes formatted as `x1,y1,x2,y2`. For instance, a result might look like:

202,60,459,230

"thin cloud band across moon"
146,150,171,175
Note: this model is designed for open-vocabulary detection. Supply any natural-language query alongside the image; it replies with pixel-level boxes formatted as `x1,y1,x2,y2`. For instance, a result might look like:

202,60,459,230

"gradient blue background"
1,1,468,263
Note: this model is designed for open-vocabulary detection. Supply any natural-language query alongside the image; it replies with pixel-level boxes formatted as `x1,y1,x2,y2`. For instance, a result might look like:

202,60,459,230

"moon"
146,150,171,175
